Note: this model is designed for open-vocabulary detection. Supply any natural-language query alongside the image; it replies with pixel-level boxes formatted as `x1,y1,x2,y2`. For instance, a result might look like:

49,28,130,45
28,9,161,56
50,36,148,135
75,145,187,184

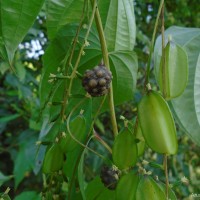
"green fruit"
116,173,139,200
135,121,145,157
112,128,138,170
42,143,64,173
138,90,178,155
136,176,165,200
159,41,188,100
59,115,86,152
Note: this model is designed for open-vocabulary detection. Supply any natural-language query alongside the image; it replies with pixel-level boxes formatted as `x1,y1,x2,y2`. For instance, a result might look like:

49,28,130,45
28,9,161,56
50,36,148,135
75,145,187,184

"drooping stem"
163,154,169,199
90,0,118,137
161,4,166,98
145,0,165,88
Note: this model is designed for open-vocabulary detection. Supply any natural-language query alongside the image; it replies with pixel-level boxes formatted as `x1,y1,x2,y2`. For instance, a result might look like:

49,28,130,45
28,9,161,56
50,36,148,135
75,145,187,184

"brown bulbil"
82,65,112,97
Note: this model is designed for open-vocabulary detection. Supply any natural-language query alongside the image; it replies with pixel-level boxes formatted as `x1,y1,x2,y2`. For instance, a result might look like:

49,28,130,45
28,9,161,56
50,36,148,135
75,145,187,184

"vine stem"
60,0,96,121
145,0,165,88
90,0,118,137
161,3,166,98
67,96,112,199
163,154,169,199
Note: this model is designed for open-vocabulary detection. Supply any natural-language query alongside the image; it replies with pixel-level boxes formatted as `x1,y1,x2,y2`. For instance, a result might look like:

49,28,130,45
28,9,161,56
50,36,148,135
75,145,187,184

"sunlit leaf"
46,0,84,40
154,26,200,146
0,0,45,63
101,0,136,51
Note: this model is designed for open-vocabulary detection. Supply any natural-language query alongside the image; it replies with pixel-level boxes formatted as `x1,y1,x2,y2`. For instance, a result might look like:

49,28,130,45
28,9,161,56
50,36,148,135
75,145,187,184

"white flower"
181,176,189,184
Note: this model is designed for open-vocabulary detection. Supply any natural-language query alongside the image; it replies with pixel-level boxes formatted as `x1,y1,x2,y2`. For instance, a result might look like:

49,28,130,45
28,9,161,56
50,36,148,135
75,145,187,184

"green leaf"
14,131,38,188
0,114,20,123
0,0,45,63
103,0,136,51
14,145,32,188
194,54,200,125
46,0,84,39
85,176,115,200
154,26,200,146
59,115,86,152
109,51,138,104
0,172,13,187
14,191,40,200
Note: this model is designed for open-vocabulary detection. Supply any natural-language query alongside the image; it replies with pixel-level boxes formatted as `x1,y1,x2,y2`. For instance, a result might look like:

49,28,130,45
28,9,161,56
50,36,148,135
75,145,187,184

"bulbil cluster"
82,65,112,97
100,165,120,190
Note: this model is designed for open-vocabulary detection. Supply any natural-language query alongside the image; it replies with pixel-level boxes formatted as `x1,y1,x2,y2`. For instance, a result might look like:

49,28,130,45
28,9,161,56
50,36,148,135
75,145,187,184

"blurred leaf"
14,131,38,188
14,191,40,200
14,145,32,188
0,172,13,187
0,114,20,123
46,0,84,40
0,61,9,74
154,26,200,146
194,54,200,125
0,0,45,63
102,0,136,51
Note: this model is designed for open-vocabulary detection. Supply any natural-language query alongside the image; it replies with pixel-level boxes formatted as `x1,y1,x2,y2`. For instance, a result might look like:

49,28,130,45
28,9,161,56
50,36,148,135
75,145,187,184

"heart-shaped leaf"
99,0,136,51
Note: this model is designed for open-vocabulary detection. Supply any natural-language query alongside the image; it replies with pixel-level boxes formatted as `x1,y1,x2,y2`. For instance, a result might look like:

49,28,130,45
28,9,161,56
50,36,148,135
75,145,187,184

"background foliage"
0,0,200,199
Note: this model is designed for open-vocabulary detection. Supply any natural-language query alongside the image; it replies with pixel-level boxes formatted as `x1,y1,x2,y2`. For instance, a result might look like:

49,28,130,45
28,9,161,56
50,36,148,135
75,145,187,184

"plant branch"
163,154,169,199
161,4,166,98
90,0,118,137
145,0,165,88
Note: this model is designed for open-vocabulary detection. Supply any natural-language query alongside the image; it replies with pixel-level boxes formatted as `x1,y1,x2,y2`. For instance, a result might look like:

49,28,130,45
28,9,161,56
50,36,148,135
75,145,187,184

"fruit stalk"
145,0,165,87
161,3,167,98
90,0,118,137
163,154,169,199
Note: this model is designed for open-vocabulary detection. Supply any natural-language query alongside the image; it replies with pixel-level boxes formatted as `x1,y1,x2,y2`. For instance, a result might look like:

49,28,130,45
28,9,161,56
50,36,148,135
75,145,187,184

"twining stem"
67,96,111,200
60,0,96,121
161,4,166,98
163,154,169,199
145,0,165,88
90,0,118,137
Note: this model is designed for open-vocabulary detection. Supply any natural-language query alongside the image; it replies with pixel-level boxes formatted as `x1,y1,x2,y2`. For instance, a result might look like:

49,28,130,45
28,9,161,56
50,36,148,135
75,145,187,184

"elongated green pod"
59,115,86,152
42,143,64,173
138,90,178,155
159,41,188,100
116,173,139,200
112,128,138,170
136,176,165,200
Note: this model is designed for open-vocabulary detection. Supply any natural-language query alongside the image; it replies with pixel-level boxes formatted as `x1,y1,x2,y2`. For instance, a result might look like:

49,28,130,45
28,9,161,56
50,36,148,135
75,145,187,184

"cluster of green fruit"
41,39,188,199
